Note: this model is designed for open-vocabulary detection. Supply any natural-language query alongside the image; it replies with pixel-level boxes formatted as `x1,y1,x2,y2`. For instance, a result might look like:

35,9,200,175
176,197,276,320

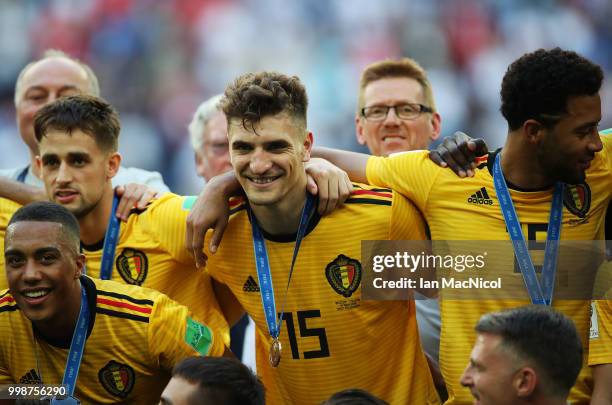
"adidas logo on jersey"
243,276,260,292
19,369,42,384
468,187,493,205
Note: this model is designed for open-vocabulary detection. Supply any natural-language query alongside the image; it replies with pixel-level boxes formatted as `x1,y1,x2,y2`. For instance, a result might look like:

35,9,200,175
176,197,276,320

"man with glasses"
356,59,443,386
355,58,441,157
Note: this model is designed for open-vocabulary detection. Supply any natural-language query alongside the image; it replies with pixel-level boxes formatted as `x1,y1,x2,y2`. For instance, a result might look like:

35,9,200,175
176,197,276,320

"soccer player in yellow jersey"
13,94,229,341
1,202,226,403
194,71,439,404
313,48,611,404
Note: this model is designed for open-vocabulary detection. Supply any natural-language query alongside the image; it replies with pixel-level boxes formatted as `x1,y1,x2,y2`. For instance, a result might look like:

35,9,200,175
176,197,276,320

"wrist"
207,171,241,198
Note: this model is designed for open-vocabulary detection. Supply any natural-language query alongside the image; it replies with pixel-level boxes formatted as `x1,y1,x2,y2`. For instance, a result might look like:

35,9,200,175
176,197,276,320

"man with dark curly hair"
308,48,611,403
190,71,440,404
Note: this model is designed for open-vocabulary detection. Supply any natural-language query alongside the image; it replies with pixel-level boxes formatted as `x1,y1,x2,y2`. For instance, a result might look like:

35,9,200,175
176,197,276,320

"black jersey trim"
0,305,18,313
345,198,392,206
96,308,150,323
97,290,154,306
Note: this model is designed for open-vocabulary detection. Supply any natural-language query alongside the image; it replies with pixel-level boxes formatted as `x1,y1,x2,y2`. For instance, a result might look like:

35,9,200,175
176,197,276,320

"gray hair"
188,94,224,152
14,49,100,106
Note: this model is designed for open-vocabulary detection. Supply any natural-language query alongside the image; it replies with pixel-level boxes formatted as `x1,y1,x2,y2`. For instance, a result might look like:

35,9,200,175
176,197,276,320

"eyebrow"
41,151,90,162
25,84,80,94
4,247,60,256
232,140,251,148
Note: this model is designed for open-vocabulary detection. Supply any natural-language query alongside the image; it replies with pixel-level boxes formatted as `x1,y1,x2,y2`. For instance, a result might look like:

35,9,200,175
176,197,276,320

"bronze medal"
269,338,282,367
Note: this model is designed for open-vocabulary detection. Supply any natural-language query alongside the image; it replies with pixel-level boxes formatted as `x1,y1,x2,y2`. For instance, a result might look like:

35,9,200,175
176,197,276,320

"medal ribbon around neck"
249,193,316,346
493,153,563,305
61,286,90,396
98,194,120,280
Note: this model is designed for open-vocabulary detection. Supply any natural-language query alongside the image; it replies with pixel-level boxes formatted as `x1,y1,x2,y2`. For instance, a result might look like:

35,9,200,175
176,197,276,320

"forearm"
591,363,612,404
206,170,243,198
0,176,46,204
311,147,370,183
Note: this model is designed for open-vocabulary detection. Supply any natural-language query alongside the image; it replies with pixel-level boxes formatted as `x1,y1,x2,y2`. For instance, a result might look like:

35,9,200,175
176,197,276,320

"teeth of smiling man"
23,290,49,298
251,177,277,184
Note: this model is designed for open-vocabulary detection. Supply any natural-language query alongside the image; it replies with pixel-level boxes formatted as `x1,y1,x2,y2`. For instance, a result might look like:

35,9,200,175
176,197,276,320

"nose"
249,149,273,174
56,161,73,184
383,107,401,126
460,366,473,388
588,131,603,153
22,259,43,283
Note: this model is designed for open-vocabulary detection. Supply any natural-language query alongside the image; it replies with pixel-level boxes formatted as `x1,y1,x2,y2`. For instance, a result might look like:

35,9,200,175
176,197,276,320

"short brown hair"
221,71,308,132
34,94,120,152
358,58,436,112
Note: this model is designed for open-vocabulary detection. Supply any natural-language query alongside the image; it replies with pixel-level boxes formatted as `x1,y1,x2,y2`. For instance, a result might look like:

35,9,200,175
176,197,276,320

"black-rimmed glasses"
361,103,433,121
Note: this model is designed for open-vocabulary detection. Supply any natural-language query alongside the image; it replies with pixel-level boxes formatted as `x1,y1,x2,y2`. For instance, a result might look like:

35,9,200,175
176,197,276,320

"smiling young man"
460,306,583,405
30,94,229,341
201,72,439,404
312,48,611,403
0,202,225,403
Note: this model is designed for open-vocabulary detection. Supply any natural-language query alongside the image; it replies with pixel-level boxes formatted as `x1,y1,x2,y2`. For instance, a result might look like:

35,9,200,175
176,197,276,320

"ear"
429,112,442,141
522,120,547,145
513,367,538,398
106,152,122,179
35,155,42,175
302,132,313,162
356,115,367,145
74,253,86,279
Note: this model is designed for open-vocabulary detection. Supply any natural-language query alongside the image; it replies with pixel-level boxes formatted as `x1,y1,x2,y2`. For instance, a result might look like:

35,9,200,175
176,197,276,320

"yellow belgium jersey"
0,198,22,277
589,300,612,366
206,184,439,405
79,193,229,346
0,276,224,404
366,134,611,405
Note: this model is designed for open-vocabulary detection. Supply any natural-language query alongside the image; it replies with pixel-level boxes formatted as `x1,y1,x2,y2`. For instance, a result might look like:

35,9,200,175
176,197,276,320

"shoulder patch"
98,360,135,399
116,248,148,285
185,317,213,355
599,128,612,135
182,196,197,211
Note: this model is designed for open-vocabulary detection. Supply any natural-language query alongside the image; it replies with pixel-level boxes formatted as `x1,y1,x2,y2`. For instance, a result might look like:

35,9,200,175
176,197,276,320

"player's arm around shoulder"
367,150,440,212
139,193,197,264
147,291,229,371
388,189,428,241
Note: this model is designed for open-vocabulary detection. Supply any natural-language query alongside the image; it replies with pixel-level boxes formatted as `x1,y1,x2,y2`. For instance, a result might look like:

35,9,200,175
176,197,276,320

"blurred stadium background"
0,0,610,194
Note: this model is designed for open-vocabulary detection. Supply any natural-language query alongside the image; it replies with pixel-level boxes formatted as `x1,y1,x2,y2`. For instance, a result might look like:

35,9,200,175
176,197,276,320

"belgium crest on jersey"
563,183,591,218
325,254,362,298
98,360,135,398
116,248,148,285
